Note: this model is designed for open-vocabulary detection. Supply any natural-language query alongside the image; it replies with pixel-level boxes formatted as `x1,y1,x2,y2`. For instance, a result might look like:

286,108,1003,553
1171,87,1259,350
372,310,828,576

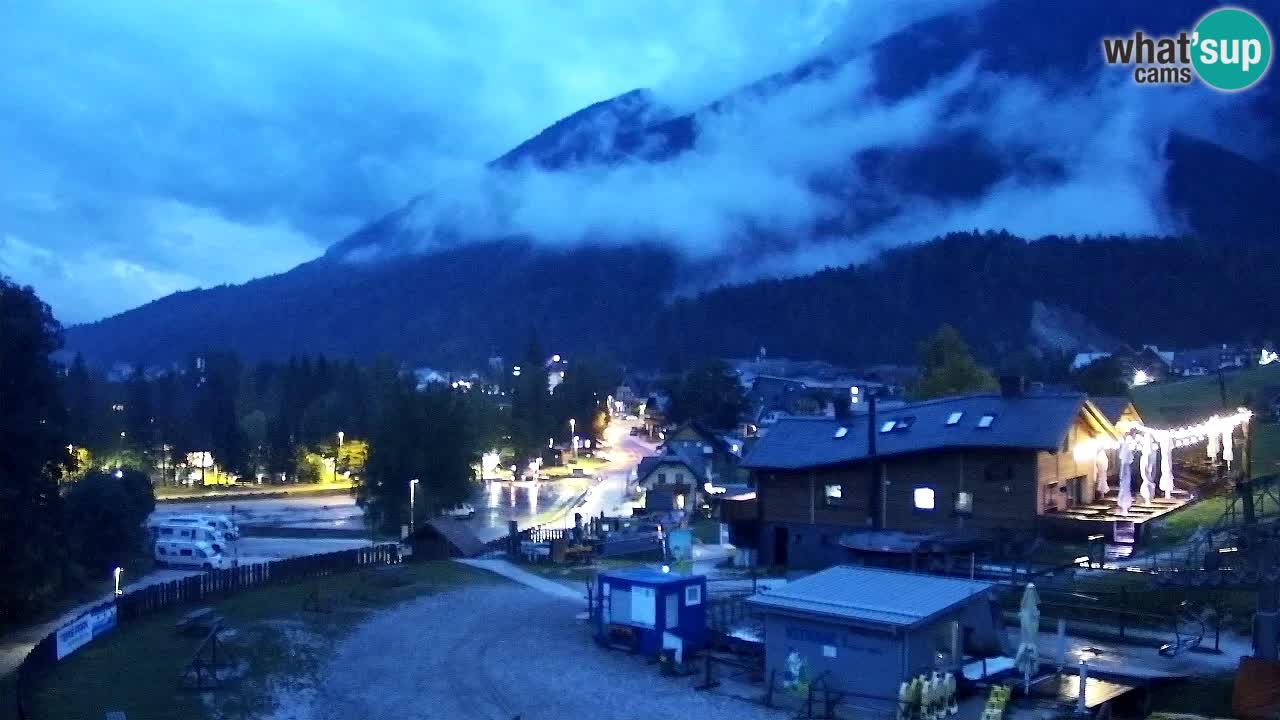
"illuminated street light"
113,567,124,596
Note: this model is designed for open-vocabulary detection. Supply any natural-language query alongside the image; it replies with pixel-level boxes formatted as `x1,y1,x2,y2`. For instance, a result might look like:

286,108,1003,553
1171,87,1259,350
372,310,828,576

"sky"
0,0,854,324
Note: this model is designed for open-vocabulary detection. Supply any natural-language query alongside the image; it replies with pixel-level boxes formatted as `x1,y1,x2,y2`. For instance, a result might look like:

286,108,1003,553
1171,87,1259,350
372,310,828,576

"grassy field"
1131,363,1280,479
18,562,496,720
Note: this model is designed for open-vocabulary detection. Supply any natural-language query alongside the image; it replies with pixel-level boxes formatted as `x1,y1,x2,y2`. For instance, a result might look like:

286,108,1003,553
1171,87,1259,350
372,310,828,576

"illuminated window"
913,487,936,510
955,491,974,514
977,414,996,428
675,493,686,510
824,484,843,506
946,412,964,426
685,585,702,606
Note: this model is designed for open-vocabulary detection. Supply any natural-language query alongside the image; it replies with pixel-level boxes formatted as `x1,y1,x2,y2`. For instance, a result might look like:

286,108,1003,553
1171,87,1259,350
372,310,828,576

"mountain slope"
65,0,1280,367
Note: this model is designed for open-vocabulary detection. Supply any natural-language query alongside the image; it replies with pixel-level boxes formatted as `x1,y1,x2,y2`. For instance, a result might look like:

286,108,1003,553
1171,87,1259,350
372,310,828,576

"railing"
14,543,399,719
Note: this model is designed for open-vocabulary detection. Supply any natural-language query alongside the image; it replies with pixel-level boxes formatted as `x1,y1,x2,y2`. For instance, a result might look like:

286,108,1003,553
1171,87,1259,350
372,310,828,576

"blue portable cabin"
595,568,708,658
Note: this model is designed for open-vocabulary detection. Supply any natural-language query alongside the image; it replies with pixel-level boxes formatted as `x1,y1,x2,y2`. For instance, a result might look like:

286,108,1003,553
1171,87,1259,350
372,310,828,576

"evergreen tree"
665,359,747,430
0,277,71,621
908,324,999,400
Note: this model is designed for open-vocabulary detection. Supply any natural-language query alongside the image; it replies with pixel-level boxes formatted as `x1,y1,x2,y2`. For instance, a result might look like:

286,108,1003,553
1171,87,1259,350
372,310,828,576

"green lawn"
1131,364,1280,479
19,562,495,720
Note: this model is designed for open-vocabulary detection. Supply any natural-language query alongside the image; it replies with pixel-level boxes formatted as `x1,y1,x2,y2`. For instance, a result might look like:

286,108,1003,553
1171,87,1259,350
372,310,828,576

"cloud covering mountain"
1,0,851,323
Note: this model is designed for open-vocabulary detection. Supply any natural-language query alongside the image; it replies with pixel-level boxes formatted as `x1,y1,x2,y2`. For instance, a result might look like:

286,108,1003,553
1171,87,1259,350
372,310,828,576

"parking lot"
304,583,786,720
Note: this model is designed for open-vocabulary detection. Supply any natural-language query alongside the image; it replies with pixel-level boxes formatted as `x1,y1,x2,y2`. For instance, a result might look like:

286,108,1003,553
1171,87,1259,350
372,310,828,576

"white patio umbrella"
1159,434,1174,498
1093,449,1110,496
1014,583,1040,694
1207,420,1220,460
1139,437,1155,504
1222,426,1234,467
1117,438,1133,514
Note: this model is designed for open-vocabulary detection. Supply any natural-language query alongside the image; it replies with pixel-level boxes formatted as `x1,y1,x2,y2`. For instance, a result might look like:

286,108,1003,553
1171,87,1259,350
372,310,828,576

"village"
17,337,1280,720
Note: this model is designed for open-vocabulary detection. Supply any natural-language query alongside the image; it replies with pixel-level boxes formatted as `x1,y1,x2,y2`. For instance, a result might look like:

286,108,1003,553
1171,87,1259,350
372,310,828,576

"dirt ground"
300,584,786,720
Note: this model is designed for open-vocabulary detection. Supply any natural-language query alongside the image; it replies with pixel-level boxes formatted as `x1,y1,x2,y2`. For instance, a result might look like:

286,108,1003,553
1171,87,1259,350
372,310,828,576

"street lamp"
334,431,345,484
569,418,577,460
409,478,420,533
113,567,124,596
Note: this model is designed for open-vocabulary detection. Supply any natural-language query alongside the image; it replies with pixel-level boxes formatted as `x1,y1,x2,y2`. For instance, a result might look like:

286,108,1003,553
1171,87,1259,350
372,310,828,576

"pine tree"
0,277,71,621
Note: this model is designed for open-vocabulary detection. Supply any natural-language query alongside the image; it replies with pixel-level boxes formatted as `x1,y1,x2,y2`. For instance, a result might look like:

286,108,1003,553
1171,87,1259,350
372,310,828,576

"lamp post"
569,418,577,460
113,567,124,596
409,478,420,533
335,430,345,484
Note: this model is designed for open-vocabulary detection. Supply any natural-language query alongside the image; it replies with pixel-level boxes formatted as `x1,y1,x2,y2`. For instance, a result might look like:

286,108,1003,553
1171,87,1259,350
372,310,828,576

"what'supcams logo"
1102,7,1272,91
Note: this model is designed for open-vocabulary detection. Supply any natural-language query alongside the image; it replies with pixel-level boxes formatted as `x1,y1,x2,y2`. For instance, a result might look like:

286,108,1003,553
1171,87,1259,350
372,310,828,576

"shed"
405,519,486,560
595,568,707,659
746,566,1002,706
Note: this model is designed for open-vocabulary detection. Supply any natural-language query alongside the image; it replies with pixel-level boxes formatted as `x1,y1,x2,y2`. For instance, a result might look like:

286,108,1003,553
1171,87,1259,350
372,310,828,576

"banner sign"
55,604,118,660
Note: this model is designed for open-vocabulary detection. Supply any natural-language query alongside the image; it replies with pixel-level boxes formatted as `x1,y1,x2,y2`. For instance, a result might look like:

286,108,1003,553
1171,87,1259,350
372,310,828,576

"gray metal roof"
742,392,1107,470
746,566,994,629
637,444,709,482
1089,396,1133,424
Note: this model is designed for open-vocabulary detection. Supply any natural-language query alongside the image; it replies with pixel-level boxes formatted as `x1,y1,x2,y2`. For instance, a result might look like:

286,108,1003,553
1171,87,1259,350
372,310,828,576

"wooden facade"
750,399,1119,568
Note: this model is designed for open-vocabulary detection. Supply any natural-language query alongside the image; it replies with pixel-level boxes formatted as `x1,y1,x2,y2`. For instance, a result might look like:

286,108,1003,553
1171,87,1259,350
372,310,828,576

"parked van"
150,524,231,553
155,540,234,570
148,514,239,540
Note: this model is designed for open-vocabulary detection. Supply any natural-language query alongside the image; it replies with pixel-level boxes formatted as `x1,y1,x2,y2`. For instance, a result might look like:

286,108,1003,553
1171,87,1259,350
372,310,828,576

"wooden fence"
14,543,399,719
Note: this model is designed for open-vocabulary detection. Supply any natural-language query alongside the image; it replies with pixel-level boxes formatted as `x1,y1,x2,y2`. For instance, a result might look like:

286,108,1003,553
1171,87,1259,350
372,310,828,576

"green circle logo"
1192,7,1272,91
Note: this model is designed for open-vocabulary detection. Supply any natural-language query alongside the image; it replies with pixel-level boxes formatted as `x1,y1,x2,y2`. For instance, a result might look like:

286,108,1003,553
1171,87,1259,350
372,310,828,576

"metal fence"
13,543,399,719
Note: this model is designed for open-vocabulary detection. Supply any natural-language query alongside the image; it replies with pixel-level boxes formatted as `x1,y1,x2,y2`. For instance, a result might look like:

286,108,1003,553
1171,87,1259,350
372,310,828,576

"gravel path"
311,584,785,720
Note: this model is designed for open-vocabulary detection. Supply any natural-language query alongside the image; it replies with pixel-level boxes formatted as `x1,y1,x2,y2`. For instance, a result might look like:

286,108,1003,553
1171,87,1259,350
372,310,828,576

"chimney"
999,375,1025,398
866,392,878,458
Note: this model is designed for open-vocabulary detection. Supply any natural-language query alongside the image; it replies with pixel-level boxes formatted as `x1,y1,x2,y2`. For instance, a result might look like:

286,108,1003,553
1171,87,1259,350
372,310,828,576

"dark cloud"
0,0,845,322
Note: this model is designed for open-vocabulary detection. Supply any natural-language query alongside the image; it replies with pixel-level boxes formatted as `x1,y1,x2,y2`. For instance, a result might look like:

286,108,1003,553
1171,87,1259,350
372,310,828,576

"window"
158,547,168,556
977,414,996,428
824,483,843,506
676,472,685,484
955,491,974,515
675,493,686,511
657,472,667,484
880,420,897,433
180,548,193,557
833,426,848,439
913,487,936,510
946,412,964,426
685,585,702,606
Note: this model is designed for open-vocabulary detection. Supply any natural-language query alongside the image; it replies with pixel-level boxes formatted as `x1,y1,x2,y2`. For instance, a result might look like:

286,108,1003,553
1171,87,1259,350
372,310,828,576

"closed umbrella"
1222,426,1234,467
1014,583,1040,694
1117,438,1133,514
1207,420,1220,460
1139,437,1155,504
1159,434,1174,498
1094,449,1110,496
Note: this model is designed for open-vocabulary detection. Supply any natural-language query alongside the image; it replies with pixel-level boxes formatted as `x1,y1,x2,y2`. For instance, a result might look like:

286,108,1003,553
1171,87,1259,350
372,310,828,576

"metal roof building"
742,393,1115,471
746,566,1005,707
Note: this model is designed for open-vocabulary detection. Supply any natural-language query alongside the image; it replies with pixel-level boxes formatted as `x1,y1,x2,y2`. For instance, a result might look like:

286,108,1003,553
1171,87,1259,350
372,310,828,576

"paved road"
155,419,655,543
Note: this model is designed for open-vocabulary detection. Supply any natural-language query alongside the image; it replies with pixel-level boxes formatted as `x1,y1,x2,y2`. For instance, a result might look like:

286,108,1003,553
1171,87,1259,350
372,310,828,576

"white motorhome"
149,514,239,540
150,523,231,553
154,540,234,570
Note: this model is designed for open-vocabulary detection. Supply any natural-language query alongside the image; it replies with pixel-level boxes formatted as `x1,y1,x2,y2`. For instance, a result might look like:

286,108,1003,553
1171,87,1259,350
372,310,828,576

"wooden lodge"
739,379,1192,570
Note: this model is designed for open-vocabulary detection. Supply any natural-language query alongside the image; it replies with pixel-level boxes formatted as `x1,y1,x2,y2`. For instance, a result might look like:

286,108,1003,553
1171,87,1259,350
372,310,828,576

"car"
442,503,476,519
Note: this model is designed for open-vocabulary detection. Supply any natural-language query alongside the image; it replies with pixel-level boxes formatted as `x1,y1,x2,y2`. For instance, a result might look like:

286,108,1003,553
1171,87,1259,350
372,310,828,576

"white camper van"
155,540,234,570
150,523,230,553
148,514,239,540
